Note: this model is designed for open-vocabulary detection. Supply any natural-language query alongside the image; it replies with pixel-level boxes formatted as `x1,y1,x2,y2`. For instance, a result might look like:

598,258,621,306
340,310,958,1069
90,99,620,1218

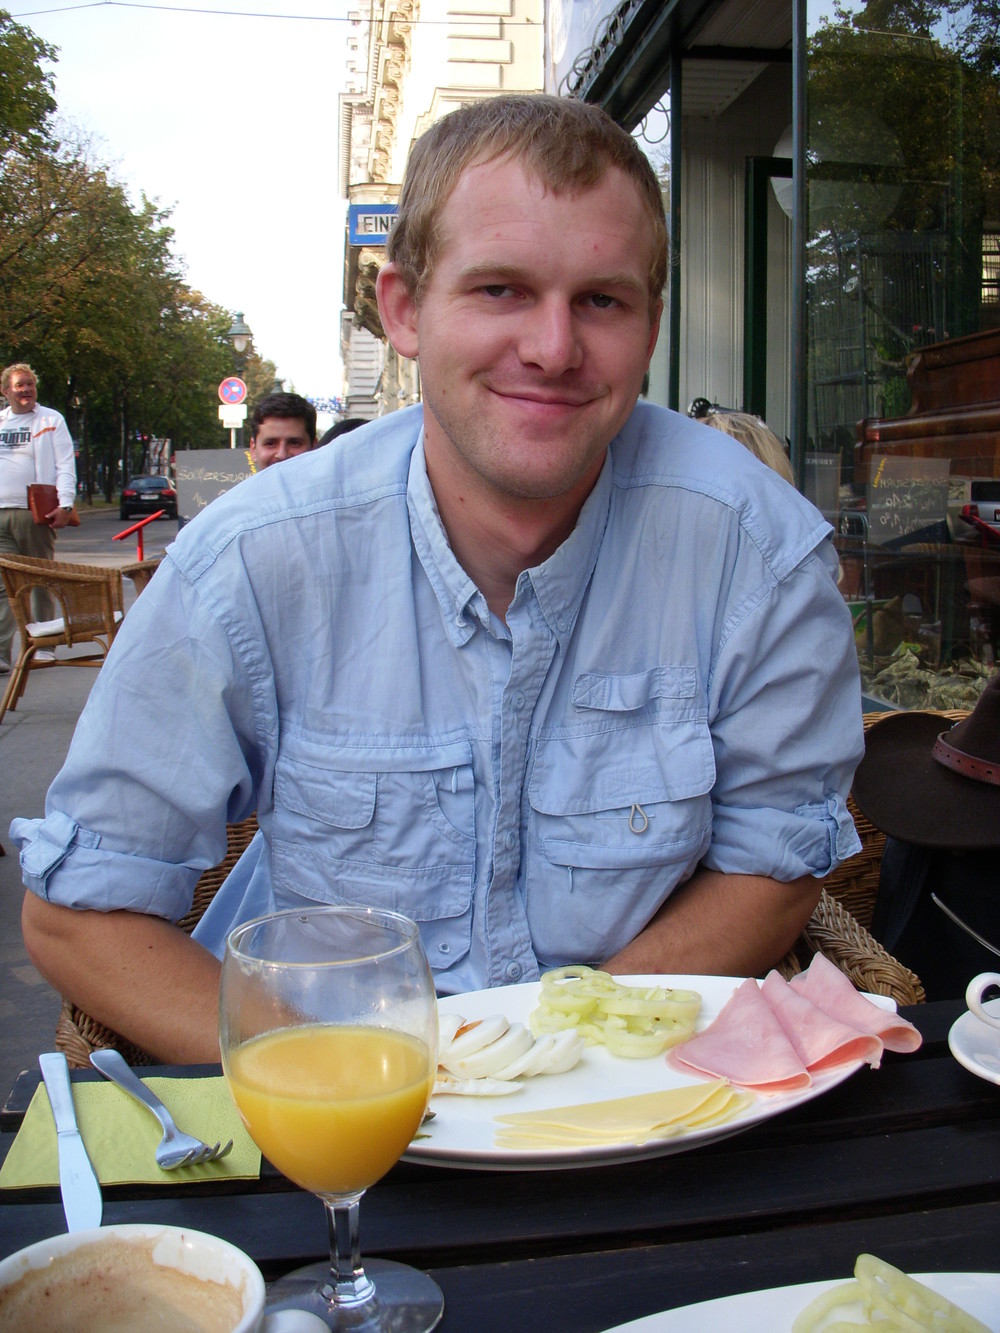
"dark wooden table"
1,1000,997,1331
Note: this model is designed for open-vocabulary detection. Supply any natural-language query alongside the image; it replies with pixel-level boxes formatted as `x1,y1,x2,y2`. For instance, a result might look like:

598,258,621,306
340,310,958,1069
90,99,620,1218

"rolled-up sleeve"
9,554,265,920
704,544,864,880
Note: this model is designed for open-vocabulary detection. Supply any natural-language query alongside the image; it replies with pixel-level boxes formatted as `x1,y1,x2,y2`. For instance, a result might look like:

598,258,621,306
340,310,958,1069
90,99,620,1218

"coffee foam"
0,1234,245,1332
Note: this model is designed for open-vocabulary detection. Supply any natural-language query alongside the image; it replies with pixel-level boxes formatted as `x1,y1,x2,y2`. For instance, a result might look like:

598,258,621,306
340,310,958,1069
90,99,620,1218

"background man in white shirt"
0,364,78,671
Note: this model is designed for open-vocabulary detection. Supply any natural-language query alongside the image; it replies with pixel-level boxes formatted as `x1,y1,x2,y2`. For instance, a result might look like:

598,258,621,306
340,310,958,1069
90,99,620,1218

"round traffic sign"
219,377,247,405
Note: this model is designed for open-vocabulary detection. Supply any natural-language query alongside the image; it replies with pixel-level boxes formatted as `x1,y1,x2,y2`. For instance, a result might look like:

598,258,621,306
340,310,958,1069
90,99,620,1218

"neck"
431,476,583,620
8,403,33,415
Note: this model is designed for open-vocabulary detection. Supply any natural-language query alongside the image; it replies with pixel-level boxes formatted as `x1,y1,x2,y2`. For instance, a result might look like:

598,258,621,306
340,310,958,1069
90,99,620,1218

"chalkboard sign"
866,455,950,547
175,449,254,519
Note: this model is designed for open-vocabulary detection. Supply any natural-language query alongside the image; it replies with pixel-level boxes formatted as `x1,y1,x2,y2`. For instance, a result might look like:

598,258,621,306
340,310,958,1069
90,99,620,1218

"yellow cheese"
493,1080,753,1148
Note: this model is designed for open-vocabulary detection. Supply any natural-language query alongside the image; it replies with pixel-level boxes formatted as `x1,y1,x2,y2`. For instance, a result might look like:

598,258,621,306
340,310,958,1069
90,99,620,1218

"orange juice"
225,1024,433,1195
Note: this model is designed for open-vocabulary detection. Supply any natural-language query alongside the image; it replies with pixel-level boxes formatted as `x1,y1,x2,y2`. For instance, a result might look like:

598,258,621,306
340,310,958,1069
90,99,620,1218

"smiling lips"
487,382,602,411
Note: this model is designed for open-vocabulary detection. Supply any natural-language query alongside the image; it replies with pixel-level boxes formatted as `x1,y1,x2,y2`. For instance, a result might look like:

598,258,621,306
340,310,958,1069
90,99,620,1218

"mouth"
489,385,599,412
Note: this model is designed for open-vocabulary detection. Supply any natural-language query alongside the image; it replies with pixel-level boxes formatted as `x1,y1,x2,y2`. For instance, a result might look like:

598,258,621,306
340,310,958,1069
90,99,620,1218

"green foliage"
0,16,277,493
0,9,56,152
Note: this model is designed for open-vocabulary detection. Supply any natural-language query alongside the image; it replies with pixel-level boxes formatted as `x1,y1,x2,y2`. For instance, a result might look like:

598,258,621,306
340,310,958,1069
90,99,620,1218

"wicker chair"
119,557,163,597
0,556,125,724
776,708,970,1003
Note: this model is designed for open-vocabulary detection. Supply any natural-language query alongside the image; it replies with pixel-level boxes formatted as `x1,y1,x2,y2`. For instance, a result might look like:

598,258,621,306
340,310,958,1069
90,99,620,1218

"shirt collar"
407,434,482,647
407,433,613,651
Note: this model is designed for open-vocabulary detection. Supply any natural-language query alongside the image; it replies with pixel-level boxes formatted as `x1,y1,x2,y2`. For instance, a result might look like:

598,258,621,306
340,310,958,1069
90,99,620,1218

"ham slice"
788,952,922,1053
666,954,921,1093
667,978,812,1093
760,969,883,1071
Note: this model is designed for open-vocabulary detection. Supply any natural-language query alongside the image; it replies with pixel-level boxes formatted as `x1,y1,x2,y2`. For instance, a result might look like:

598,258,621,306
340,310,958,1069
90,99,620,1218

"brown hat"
852,672,1000,850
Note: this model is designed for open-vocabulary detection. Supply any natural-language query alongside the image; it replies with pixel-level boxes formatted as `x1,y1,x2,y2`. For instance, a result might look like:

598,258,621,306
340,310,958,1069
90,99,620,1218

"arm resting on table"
602,869,820,978
21,893,222,1064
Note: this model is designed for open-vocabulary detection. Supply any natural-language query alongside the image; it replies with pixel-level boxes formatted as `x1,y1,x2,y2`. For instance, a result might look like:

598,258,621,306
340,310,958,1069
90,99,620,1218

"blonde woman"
700,407,795,485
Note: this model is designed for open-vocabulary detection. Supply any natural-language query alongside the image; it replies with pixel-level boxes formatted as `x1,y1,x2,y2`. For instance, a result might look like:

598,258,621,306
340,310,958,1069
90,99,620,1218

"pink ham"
788,953,922,1053
667,978,811,1093
760,969,883,1071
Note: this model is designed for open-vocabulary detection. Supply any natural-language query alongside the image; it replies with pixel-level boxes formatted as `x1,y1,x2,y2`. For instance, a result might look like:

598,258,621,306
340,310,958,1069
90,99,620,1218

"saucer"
948,997,1000,1087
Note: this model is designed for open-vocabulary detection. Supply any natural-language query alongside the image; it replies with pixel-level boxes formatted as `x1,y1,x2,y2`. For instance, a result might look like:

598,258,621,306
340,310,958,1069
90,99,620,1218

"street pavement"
0,503,178,1094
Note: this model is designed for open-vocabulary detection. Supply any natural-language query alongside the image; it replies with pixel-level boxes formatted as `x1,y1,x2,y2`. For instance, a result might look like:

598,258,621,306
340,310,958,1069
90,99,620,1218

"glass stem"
323,1195,376,1307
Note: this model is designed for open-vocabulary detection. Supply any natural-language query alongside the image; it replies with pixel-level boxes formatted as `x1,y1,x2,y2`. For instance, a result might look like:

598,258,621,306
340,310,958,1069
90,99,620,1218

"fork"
89,1049,234,1169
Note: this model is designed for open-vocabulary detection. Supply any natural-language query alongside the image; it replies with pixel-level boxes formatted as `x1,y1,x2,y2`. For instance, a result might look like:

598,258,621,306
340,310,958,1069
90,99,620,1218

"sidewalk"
0,521,147,1095
0,663,100,1094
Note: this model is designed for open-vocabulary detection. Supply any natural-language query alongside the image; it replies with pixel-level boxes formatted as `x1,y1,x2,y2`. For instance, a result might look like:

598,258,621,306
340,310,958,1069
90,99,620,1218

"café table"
0,998,997,1331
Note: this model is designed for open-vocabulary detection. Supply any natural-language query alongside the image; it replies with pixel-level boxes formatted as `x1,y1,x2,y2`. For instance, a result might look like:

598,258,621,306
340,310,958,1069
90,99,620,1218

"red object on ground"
113,510,164,560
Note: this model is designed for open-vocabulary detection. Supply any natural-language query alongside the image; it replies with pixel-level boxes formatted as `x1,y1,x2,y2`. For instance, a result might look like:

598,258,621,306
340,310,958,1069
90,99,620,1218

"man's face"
5,372,38,414
249,417,313,470
381,158,661,512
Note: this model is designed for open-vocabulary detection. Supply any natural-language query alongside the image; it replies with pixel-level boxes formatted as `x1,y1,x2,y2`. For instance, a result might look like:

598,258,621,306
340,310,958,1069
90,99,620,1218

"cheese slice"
493,1081,753,1148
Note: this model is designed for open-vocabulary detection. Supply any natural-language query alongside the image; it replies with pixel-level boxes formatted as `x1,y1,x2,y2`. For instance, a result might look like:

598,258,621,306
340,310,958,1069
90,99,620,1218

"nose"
516,298,583,375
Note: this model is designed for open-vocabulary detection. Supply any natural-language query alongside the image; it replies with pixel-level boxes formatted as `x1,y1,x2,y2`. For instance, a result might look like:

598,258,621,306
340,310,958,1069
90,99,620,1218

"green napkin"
0,1076,261,1188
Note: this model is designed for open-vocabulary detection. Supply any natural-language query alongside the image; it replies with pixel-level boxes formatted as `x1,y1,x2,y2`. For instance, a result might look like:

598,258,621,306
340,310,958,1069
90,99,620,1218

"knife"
38,1052,103,1232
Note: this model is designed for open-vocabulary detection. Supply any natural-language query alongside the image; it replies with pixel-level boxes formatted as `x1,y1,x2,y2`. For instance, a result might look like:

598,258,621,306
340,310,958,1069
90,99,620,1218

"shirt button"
506,962,523,981
504,829,517,851
511,690,526,710
438,942,450,955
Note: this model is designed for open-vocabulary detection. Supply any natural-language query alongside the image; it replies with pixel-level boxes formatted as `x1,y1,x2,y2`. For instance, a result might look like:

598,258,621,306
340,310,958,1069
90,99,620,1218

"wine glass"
219,905,443,1331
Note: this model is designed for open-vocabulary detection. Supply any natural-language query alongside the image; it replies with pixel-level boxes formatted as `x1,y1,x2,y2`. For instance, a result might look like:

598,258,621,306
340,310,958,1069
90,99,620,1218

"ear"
645,298,664,365
377,262,420,359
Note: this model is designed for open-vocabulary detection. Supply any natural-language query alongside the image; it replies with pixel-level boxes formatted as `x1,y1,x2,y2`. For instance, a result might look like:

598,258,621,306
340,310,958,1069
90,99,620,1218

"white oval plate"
404,975,889,1171
949,996,1000,1086
600,1271,1000,1331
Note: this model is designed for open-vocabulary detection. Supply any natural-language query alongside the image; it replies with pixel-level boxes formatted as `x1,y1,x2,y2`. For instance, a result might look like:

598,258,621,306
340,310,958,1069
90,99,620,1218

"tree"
0,9,56,152
0,16,282,492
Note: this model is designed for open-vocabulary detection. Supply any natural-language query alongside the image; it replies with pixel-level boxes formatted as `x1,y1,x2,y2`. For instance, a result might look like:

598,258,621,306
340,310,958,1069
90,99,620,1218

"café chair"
119,556,163,597
0,555,125,724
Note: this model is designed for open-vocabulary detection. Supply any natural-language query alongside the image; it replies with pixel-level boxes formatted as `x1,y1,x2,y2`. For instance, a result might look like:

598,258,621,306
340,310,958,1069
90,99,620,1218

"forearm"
54,423,77,506
22,893,222,1064
602,868,821,978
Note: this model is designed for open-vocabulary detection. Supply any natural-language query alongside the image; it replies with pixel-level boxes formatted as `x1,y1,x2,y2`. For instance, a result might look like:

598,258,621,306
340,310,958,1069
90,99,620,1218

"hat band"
933,733,1000,786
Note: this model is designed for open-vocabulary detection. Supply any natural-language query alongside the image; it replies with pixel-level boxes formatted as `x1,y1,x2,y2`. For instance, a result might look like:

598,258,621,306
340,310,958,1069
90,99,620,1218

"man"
247,392,316,471
13,95,863,1063
0,364,77,672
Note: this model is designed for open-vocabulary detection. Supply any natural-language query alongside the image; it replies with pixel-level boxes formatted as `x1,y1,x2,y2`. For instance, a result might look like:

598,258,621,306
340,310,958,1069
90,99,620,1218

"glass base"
265,1258,444,1332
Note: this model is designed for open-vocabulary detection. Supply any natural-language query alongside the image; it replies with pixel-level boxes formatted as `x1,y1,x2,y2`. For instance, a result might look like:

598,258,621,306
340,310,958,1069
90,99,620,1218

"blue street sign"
348,203,397,247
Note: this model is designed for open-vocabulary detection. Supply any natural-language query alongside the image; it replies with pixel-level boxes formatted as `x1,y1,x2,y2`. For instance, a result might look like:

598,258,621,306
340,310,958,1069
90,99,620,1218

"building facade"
554,0,999,710
338,0,544,418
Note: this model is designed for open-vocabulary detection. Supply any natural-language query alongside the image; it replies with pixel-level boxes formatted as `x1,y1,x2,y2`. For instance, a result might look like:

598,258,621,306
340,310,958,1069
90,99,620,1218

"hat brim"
852,711,1000,850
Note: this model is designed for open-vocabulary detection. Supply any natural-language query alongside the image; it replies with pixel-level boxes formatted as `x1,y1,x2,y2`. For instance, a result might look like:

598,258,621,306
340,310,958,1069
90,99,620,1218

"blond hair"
1,363,37,396
386,94,668,315
701,410,795,485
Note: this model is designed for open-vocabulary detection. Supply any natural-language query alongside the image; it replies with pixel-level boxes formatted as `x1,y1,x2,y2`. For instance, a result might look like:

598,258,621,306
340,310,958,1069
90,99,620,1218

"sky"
12,0,353,401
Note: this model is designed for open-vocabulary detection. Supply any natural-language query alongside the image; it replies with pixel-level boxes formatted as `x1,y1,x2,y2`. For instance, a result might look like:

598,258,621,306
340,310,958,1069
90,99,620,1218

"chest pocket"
270,738,476,972
524,667,714,965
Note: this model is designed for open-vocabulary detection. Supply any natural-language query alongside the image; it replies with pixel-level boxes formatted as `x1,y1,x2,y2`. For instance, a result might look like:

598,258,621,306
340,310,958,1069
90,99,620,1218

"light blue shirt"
11,402,863,993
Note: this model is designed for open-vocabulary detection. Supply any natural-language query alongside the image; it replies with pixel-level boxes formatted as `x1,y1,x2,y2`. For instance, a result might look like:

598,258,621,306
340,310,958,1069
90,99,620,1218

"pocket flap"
572,665,696,712
275,766,376,830
529,719,714,816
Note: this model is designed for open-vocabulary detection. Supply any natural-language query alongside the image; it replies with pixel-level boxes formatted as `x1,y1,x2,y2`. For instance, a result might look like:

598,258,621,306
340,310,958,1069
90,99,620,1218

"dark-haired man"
247,392,317,471
14,94,863,1062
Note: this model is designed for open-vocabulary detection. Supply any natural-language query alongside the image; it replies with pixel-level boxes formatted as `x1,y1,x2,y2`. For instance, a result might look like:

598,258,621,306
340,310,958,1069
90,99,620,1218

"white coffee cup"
966,972,1000,1031
0,1223,326,1332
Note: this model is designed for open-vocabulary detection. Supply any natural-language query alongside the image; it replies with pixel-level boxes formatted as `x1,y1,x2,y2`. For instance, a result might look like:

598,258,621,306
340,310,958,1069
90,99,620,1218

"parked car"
120,475,178,520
